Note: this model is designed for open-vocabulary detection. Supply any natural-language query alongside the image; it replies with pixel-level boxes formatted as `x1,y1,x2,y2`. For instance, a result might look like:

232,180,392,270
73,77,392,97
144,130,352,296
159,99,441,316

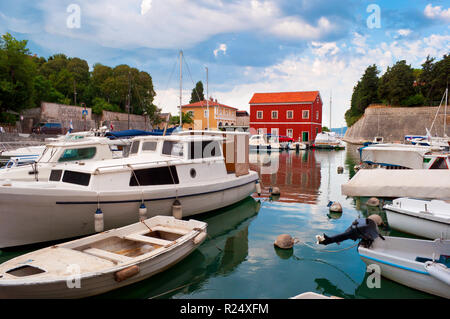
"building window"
287,129,293,138
272,111,278,119
316,111,319,120
204,110,209,118
287,110,294,119
257,111,263,119
302,110,309,119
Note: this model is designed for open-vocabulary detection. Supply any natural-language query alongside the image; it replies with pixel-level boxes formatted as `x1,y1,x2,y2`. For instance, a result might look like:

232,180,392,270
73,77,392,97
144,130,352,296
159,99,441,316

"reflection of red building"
249,91,323,142
250,151,321,204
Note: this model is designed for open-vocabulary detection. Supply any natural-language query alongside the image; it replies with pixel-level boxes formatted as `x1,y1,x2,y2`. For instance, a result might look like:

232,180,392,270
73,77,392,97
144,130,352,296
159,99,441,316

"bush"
91,97,121,115
401,93,425,107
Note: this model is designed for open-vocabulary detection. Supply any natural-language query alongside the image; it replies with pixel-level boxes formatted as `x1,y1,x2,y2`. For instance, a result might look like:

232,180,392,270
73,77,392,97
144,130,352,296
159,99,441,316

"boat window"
129,166,179,186
188,141,221,159
130,141,140,155
62,170,91,186
49,169,63,181
142,141,157,152
162,141,184,157
58,147,97,162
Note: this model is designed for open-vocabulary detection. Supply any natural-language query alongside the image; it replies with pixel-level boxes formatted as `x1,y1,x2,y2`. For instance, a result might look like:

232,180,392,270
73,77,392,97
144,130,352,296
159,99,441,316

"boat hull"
0,221,206,298
385,207,450,240
0,172,257,248
358,237,450,298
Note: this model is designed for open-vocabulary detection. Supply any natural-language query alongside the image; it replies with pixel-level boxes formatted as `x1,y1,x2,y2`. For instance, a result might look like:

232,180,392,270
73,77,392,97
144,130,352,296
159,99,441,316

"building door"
302,131,309,142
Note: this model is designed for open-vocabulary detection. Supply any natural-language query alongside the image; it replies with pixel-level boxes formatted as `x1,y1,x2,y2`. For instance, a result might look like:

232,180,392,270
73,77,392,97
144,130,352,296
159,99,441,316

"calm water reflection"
0,145,437,299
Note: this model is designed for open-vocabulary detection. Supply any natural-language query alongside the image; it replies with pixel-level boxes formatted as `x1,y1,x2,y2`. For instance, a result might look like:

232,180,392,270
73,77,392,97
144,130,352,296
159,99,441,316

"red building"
249,91,323,142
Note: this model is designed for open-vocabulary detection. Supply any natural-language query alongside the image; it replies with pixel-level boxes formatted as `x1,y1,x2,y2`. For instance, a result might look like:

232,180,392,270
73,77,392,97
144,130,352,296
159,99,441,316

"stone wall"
344,105,450,144
22,102,151,133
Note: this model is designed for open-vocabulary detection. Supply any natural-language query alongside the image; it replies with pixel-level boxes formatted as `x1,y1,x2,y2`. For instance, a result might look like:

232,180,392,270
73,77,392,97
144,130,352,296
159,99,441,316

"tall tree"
189,81,205,103
378,60,415,106
0,32,36,113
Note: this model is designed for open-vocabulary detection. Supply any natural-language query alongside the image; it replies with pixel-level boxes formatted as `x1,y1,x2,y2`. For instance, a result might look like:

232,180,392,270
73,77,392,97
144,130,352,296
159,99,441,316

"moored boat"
313,132,345,150
0,216,207,299
0,132,258,248
384,198,450,239
358,237,450,298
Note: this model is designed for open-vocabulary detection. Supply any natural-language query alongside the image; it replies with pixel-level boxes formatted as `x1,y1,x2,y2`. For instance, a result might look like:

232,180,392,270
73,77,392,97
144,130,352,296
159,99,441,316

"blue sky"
0,0,449,127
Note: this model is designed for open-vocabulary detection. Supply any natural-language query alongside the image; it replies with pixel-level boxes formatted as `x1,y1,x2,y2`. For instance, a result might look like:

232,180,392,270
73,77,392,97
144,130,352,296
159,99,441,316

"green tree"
378,60,415,106
170,112,193,125
0,33,36,113
189,81,205,103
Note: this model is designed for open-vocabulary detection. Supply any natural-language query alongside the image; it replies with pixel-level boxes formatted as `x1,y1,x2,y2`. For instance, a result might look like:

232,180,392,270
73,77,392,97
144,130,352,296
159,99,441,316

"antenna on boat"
179,50,183,128
445,86,448,137
329,90,332,132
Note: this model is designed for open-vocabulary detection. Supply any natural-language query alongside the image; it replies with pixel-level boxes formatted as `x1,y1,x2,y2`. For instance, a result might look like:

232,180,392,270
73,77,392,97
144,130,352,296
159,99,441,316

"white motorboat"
358,237,450,298
384,198,450,239
0,216,207,299
0,137,129,181
287,142,307,150
0,132,258,248
359,143,449,169
249,134,282,151
313,132,345,149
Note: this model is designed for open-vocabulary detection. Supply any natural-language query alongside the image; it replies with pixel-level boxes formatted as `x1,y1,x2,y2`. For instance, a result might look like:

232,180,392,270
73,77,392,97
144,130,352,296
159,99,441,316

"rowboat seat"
83,248,133,264
124,234,174,247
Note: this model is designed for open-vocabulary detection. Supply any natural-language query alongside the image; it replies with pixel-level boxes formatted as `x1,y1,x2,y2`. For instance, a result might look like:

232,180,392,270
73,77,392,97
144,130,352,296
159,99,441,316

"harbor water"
0,144,437,299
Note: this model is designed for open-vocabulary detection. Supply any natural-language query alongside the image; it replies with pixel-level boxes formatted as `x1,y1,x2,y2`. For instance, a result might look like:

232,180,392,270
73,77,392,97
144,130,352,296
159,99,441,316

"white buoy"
255,181,262,196
94,208,104,232
329,201,343,213
139,203,147,221
172,199,182,219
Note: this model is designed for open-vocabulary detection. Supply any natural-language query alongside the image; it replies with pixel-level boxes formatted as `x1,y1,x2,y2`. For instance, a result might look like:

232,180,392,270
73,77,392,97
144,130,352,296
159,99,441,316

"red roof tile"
249,91,320,104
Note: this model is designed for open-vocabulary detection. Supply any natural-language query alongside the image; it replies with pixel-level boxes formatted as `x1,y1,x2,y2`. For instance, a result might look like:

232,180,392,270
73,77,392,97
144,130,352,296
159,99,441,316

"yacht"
0,132,258,248
249,134,282,151
313,131,345,149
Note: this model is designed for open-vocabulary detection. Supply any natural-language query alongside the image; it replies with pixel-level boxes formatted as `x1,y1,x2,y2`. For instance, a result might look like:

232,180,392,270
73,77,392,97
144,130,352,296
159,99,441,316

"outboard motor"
316,218,384,248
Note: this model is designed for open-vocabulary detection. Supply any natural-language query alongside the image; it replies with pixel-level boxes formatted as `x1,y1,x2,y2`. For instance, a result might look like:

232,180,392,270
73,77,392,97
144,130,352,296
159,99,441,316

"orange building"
181,98,237,130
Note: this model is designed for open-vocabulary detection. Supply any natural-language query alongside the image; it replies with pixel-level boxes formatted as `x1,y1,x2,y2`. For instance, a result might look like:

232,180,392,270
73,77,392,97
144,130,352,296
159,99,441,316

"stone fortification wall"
344,105,450,144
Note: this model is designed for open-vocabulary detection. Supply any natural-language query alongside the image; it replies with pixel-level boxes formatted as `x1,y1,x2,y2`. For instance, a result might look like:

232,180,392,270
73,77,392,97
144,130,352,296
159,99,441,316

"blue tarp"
106,127,179,139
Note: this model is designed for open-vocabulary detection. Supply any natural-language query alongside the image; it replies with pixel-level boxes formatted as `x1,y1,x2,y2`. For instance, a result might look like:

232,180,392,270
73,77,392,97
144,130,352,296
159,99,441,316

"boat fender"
274,234,297,249
194,232,207,245
255,180,262,196
94,208,104,233
172,199,182,220
328,201,342,213
139,203,147,222
114,265,140,282
367,197,380,207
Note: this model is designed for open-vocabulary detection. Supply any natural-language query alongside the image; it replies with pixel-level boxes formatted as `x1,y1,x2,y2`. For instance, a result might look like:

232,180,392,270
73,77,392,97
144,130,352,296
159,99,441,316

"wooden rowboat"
0,216,207,299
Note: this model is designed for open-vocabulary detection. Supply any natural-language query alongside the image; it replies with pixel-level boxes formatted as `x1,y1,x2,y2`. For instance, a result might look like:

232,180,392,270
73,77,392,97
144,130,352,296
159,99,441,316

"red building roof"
182,99,237,110
249,91,320,104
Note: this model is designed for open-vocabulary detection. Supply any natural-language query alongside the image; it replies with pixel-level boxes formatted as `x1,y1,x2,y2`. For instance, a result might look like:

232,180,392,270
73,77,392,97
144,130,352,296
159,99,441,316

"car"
32,122,63,135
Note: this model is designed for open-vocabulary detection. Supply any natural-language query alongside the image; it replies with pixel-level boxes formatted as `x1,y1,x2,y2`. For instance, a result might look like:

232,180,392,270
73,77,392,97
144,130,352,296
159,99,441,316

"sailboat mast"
179,50,183,127
445,87,448,137
206,67,209,130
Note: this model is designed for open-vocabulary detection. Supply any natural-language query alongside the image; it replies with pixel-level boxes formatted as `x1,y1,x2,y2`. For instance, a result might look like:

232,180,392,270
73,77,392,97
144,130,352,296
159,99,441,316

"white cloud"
140,0,152,15
213,43,227,57
396,29,412,37
185,33,449,128
424,4,450,22
36,0,339,50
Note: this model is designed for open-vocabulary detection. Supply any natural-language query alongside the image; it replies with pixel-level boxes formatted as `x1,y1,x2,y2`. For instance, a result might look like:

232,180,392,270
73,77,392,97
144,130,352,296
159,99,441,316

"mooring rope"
294,238,359,253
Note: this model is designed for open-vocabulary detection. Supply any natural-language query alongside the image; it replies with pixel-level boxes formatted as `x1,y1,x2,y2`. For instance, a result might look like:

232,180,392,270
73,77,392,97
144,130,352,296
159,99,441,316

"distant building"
249,91,323,142
181,98,237,130
236,110,249,127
